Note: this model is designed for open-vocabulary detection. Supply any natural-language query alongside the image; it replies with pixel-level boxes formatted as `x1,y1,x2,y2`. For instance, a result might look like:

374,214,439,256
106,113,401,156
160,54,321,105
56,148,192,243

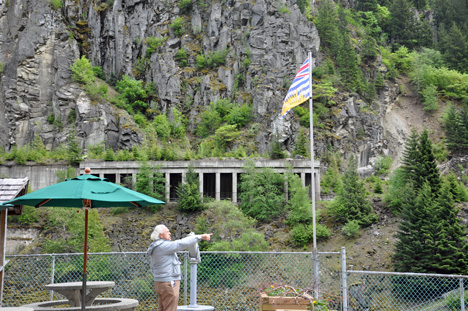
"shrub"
170,17,184,37
291,223,331,247
50,0,62,10
342,220,361,237
145,37,166,57
175,48,188,67
70,56,95,85
178,0,192,13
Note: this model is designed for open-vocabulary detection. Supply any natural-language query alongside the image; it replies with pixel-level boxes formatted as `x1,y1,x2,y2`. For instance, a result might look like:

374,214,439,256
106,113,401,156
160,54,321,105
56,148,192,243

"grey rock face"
0,0,402,174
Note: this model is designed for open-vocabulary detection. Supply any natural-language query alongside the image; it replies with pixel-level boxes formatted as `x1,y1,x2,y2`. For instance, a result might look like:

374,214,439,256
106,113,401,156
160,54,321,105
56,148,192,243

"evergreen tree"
401,128,421,185
270,131,285,159
239,161,286,222
401,128,440,194
356,0,378,12
336,8,365,93
411,0,427,10
438,23,468,73
314,0,340,56
389,0,417,50
136,161,166,200
292,129,309,158
443,105,468,154
176,165,204,212
433,182,468,274
329,155,378,226
393,182,440,273
417,129,441,194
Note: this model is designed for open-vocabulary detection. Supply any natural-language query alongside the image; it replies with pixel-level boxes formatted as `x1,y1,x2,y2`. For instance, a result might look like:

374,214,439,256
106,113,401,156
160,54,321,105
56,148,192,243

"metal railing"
2,250,467,311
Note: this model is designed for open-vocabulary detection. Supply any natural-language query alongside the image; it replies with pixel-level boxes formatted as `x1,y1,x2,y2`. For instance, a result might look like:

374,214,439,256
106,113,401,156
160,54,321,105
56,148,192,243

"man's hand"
200,233,213,241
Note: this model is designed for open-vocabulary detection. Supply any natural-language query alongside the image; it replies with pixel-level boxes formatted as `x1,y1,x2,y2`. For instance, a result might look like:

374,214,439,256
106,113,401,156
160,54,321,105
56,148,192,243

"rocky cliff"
0,0,430,173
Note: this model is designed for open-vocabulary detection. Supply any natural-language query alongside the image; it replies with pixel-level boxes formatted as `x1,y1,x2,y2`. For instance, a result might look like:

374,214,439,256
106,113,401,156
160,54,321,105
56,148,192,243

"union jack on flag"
281,57,311,117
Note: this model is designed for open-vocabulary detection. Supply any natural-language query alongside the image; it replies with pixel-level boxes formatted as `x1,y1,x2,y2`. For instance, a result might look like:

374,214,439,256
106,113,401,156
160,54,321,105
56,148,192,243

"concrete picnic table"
44,281,115,307
23,281,138,311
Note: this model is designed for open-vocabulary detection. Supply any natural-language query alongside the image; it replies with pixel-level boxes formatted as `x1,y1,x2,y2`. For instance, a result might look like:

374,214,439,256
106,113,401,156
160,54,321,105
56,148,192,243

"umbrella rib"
130,201,141,208
37,199,51,207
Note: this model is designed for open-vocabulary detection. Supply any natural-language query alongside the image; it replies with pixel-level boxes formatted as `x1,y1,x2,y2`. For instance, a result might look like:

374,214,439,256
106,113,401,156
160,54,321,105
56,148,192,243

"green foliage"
175,48,188,67
393,181,468,274
55,166,76,182
171,17,184,37
270,132,285,159
374,155,393,176
177,165,204,213
329,155,378,226
291,223,331,247
239,161,286,222
15,206,39,225
70,56,95,85
442,104,468,155
446,290,468,311
114,75,147,114
104,148,115,161
44,207,110,253
286,172,312,227
136,161,166,204
292,129,309,158
50,0,62,10
342,220,361,237
145,37,166,57
111,206,129,215
67,130,82,165
321,152,342,194
178,0,192,13
196,49,229,70
420,84,438,111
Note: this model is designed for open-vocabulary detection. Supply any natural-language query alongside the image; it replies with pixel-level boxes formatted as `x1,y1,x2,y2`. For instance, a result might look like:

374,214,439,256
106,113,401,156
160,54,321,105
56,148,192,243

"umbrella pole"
82,208,89,311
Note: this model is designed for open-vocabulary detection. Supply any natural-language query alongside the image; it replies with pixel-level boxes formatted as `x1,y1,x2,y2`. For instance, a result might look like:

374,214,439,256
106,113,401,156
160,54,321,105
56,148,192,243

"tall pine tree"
329,155,378,226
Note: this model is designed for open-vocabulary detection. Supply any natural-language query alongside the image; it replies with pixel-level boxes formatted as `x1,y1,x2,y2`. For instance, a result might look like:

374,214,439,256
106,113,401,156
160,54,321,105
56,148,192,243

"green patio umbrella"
1,168,165,310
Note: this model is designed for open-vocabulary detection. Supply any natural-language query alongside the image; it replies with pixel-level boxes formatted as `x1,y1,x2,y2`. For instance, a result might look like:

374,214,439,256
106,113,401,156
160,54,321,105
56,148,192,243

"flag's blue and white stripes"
281,57,311,117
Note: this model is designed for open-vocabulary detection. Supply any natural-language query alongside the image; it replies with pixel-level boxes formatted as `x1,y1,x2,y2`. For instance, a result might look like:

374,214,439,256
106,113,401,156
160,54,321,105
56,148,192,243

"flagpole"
308,50,319,299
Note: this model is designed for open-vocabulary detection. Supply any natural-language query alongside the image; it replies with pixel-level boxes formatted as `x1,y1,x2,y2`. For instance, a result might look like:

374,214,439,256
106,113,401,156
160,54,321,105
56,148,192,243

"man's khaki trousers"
154,280,180,311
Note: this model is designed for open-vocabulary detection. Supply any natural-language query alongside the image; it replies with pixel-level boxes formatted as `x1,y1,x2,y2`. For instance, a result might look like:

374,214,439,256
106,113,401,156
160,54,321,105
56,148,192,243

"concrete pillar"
232,173,237,203
301,172,306,187
199,173,204,199
315,172,321,201
116,173,121,185
165,173,170,203
215,172,220,201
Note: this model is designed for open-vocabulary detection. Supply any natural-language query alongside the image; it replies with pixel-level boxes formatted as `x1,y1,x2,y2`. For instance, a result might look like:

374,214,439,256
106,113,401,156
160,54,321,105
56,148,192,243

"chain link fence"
347,271,467,311
2,251,341,310
2,251,467,310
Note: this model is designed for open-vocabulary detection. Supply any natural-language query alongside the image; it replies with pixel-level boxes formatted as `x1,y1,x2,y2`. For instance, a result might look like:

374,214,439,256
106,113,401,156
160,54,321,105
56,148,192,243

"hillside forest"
4,0,468,276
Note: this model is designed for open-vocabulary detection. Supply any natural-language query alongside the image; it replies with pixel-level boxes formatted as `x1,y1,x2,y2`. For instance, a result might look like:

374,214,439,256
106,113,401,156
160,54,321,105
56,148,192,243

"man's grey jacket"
147,236,200,282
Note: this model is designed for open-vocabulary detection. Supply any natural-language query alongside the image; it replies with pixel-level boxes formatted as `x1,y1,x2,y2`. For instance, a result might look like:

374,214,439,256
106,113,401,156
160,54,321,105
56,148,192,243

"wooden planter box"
259,292,312,310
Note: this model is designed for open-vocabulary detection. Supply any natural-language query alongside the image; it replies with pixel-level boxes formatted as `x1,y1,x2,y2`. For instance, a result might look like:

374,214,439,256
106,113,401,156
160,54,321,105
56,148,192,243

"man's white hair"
151,224,167,241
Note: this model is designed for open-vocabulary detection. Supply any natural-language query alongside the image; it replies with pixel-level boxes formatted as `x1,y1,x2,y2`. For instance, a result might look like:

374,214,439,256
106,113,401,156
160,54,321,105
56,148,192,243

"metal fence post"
341,247,348,311
461,277,465,311
50,255,55,301
184,252,188,306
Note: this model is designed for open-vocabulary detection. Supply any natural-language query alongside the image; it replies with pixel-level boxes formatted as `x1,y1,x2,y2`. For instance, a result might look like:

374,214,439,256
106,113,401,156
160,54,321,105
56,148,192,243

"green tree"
356,0,378,12
176,165,204,213
313,0,340,56
438,23,468,73
286,172,312,227
292,129,309,158
136,161,166,201
329,155,378,226
393,182,439,273
270,131,285,159
388,0,417,50
238,161,286,222
432,182,468,274
67,130,81,166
